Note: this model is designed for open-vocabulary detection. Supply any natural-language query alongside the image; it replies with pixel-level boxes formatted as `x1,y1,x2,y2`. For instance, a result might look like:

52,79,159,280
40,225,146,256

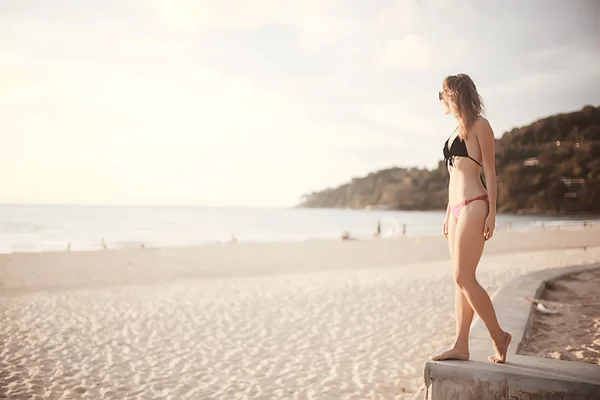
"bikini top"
443,133,487,189
443,135,482,168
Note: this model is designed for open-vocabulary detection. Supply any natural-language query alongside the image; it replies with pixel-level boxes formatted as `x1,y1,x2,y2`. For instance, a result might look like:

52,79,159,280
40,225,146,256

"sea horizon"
1,204,597,254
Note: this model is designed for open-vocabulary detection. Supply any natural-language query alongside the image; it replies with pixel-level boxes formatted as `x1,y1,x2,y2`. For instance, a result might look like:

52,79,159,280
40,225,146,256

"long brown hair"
442,74,484,139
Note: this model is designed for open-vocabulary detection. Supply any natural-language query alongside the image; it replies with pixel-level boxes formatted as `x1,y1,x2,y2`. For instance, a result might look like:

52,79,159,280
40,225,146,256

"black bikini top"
443,135,482,168
443,133,487,189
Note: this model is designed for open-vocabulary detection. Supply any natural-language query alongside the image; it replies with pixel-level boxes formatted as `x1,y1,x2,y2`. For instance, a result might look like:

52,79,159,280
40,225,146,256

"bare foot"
431,347,470,361
489,331,511,363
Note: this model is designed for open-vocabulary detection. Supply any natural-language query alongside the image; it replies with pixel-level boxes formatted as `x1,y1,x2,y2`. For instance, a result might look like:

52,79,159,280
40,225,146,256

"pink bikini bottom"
450,194,489,219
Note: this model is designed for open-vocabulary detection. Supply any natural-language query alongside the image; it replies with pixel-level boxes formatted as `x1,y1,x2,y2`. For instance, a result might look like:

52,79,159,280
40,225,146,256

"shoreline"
1,222,598,257
2,203,599,256
2,227,600,295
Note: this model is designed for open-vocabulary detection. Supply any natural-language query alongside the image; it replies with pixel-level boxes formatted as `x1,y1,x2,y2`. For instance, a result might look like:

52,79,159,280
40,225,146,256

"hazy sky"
2,0,599,207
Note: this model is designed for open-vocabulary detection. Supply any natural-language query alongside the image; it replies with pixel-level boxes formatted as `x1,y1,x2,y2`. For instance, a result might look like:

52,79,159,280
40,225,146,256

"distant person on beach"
341,230,355,240
432,74,511,364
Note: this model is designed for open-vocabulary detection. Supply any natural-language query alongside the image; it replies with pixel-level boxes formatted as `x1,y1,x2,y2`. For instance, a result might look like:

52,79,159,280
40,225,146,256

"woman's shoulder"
472,116,493,137
471,116,494,141
472,116,491,129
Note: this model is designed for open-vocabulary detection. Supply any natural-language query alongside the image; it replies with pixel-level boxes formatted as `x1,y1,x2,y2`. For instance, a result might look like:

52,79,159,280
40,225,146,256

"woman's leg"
453,200,511,363
453,262,475,356
431,213,472,361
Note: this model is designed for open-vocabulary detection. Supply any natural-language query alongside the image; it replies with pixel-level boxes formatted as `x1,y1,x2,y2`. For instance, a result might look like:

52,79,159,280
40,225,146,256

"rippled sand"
1,229,599,399
519,267,600,365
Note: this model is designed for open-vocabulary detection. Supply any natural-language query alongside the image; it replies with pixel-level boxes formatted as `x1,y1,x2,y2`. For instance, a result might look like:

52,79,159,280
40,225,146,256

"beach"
1,227,600,399
518,267,600,365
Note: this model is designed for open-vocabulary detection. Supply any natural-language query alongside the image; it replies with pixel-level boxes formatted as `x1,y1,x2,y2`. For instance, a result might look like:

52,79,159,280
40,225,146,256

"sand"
518,267,600,365
1,227,599,399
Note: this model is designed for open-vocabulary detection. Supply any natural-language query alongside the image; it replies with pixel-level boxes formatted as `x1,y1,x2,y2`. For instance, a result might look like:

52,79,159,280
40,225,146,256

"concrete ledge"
423,263,600,399
425,356,600,400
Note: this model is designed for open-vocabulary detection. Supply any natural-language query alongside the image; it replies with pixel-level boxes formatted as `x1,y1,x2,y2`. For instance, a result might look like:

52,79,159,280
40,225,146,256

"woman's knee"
454,271,476,289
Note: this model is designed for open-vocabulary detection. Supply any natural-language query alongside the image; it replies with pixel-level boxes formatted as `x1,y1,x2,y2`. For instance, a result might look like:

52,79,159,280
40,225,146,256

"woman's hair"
442,74,484,139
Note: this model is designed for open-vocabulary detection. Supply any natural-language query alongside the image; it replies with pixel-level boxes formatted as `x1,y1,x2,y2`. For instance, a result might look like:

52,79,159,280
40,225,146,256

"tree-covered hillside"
299,105,600,214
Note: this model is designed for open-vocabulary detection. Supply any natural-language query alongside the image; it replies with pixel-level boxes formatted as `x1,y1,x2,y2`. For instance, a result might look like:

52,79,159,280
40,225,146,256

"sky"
1,0,599,207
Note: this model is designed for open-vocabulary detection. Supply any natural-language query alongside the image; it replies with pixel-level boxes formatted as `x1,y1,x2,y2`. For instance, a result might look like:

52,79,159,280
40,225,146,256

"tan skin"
431,91,511,364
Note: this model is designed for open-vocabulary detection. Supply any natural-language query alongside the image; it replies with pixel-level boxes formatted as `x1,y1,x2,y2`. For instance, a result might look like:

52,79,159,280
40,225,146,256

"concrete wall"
425,358,600,400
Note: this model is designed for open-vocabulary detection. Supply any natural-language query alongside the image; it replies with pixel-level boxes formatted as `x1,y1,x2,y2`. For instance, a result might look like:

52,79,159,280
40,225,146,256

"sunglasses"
438,91,443,101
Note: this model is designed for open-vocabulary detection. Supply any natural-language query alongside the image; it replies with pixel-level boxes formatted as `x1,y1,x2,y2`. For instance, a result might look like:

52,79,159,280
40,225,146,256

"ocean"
0,204,596,254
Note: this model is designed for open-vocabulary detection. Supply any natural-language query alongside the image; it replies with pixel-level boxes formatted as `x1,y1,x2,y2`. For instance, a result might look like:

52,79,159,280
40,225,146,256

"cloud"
376,34,467,72
377,35,435,71
529,41,600,70
446,37,467,60
0,18,192,61
481,62,600,102
132,0,470,77
530,43,578,62
375,0,419,31
362,103,452,138
133,0,281,32
0,15,396,206
285,2,363,50
133,0,362,51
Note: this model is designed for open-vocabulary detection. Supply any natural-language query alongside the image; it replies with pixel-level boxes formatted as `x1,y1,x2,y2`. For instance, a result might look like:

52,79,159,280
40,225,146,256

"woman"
431,74,511,364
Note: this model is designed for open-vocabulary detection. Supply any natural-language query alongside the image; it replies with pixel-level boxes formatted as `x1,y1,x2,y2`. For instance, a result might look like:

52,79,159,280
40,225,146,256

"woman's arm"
443,202,450,238
476,118,497,240
476,118,497,217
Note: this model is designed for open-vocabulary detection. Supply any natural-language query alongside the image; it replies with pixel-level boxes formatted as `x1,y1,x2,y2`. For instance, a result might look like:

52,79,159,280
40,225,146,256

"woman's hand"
484,215,495,240
443,217,449,239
